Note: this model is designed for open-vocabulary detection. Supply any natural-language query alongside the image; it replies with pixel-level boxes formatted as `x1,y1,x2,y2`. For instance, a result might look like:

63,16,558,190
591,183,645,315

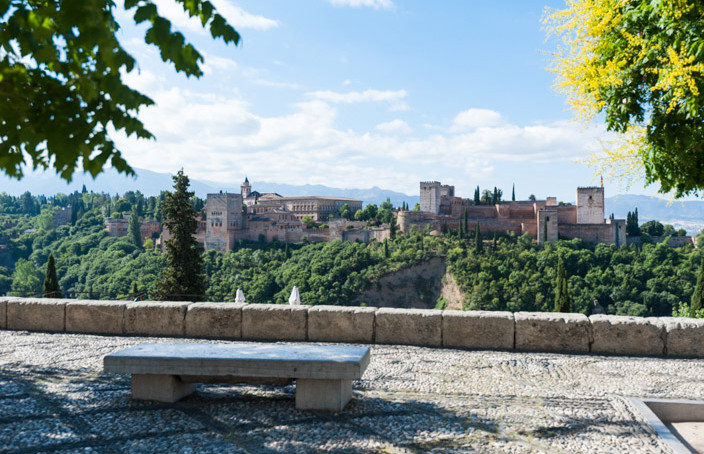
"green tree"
554,256,571,313
156,171,205,301
301,215,316,229
641,220,665,237
546,0,704,197
474,224,483,254
512,184,516,201
10,258,43,296
339,203,351,220
692,259,704,313
1,0,240,182
128,209,143,250
43,253,61,298
389,215,397,240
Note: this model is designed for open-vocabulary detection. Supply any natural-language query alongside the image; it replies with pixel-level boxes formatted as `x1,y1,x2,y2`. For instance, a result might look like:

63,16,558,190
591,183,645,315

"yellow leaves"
544,0,629,120
583,125,646,188
650,46,704,112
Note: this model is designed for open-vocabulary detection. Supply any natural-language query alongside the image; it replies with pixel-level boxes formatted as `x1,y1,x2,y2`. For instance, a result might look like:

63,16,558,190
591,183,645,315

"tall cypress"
474,224,483,254
512,184,516,201
474,186,480,205
692,259,704,313
156,170,206,301
43,253,61,298
554,256,571,312
128,208,143,250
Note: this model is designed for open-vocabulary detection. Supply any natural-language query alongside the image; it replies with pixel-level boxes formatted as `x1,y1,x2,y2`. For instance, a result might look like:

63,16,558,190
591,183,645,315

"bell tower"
241,176,252,199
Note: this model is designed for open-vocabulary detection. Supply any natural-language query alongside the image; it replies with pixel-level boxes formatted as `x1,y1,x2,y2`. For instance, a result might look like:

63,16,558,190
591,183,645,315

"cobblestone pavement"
1,331,703,453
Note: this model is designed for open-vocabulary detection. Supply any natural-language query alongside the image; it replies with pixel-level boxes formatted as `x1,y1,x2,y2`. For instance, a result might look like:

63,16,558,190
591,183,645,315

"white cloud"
376,119,411,134
150,0,278,34
308,89,406,103
328,0,394,9
307,89,408,111
252,79,302,90
450,108,503,131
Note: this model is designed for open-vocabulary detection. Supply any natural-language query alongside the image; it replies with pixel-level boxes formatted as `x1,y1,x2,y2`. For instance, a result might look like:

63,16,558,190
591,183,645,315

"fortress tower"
420,181,454,215
576,187,605,224
205,193,244,253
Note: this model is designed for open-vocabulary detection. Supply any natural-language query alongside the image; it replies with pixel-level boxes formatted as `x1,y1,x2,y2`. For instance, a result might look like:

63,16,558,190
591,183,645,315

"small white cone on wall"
288,286,301,305
235,288,246,303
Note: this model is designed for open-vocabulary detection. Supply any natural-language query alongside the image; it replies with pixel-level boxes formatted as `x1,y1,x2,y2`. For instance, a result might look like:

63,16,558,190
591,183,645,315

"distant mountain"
606,194,704,235
0,167,419,208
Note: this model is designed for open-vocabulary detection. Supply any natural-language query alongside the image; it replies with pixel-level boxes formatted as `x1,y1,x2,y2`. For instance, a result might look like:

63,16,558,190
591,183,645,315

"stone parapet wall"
2,297,704,358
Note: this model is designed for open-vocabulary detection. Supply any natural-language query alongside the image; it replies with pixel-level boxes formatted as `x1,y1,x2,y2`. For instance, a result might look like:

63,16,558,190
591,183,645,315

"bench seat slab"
132,374,196,403
296,378,352,411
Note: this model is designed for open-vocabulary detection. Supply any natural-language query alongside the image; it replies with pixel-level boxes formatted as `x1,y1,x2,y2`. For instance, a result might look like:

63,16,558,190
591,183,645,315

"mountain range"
2,168,702,234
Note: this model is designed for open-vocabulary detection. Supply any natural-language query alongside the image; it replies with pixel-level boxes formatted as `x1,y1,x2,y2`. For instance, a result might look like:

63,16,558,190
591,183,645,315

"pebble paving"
1,330,703,453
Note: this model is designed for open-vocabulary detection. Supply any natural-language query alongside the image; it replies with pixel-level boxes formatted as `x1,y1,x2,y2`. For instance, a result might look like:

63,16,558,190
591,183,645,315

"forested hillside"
1,190,702,317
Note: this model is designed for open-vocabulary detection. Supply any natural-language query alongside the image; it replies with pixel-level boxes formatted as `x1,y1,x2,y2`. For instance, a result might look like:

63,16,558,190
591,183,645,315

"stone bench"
103,343,370,411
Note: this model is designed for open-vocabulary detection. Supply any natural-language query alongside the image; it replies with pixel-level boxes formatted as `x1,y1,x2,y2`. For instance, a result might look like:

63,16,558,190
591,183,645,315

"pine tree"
554,256,571,312
156,171,206,301
692,259,704,313
474,224,483,254
43,253,61,298
128,208,143,250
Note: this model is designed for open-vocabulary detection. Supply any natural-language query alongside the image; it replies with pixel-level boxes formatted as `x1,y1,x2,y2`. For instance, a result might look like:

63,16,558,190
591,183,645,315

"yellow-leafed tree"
545,0,704,197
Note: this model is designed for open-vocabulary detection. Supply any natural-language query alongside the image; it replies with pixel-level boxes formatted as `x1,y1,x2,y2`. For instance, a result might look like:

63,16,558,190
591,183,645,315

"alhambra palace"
106,178,632,249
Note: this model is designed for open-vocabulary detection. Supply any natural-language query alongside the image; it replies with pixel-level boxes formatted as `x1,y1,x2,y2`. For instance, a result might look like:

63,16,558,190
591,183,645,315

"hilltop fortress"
203,178,363,252
398,181,627,246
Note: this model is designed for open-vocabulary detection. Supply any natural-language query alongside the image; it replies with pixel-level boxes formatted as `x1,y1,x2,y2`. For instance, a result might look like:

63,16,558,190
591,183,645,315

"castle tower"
420,181,442,214
205,193,243,252
537,209,558,245
241,177,252,199
576,187,605,224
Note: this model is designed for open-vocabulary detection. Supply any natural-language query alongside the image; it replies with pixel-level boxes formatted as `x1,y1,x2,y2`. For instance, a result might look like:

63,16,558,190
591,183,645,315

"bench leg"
295,379,352,411
131,374,196,403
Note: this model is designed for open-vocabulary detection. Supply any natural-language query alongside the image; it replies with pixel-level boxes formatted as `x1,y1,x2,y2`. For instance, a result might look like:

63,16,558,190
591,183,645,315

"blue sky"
99,0,666,202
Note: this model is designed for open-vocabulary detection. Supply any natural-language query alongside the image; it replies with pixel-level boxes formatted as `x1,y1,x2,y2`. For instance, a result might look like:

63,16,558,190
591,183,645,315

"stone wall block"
185,302,245,339
515,312,590,353
442,310,514,350
0,298,8,329
66,300,125,334
308,305,376,343
661,317,704,357
6,298,66,332
241,304,308,341
124,302,190,337
590,315,665,356
375,308,442,346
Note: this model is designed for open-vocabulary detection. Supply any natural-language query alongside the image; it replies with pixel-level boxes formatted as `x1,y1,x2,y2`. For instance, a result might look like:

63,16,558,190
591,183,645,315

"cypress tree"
383,238,390,258
390,216,397,240
463,209,469,235
156,170,206,301
474,186,480,205
43,253,61,298
512,184,516,201
128,208,143,250
554,256,571,312
692,259,704,312
474,224,483,254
